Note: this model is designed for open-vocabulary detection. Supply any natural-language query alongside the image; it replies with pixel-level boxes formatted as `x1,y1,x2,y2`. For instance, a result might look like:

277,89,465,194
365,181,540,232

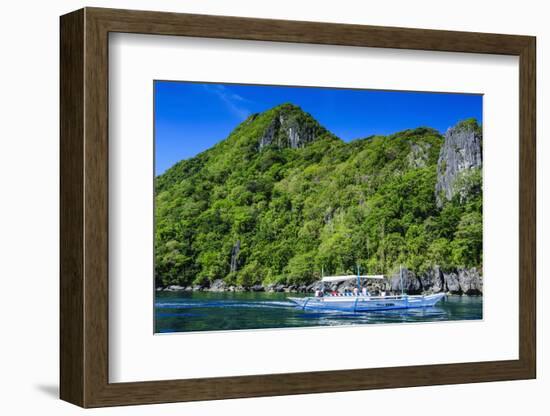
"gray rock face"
266,283,287,293
259,105,325,150
272,284,286,292
426,267,482,295
420,266,445,293
166,267,482,295
432,267,446,293
389,267,482,295
210,279,227,292
457,268,483,295
259,117,279,149
390,268,423,295
407,143,432,168
443,271,461,294
230,240,240,273
163,285,185,291
435,120,482,207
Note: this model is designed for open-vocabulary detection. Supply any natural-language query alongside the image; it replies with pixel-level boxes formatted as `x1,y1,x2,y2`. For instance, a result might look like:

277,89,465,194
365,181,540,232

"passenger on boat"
362,287,368,297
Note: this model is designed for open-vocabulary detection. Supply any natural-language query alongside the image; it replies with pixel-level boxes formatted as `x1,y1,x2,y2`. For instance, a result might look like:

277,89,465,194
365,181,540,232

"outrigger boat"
288,266,445,312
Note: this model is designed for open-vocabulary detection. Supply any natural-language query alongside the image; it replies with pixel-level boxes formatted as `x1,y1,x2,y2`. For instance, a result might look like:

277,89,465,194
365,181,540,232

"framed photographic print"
60,7,536,408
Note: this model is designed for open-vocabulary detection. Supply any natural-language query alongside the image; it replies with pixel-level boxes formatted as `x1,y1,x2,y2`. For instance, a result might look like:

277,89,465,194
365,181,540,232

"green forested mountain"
155,104,482,288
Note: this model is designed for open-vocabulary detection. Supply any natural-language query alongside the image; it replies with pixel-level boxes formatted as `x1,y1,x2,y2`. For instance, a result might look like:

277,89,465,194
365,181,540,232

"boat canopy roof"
321,274,385,282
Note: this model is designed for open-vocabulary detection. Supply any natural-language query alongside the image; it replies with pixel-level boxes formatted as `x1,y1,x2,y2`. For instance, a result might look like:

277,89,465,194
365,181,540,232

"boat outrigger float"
288,266,445,312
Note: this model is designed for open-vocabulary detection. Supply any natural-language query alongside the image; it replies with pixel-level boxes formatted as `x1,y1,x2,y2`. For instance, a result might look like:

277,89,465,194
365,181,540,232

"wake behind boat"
288,267,446,312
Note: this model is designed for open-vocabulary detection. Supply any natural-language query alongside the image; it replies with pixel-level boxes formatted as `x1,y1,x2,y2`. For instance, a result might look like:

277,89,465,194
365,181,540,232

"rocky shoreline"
157,267,483,296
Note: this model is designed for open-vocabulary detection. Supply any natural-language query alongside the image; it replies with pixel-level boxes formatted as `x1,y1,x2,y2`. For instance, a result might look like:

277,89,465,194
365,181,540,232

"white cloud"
202,84,252,119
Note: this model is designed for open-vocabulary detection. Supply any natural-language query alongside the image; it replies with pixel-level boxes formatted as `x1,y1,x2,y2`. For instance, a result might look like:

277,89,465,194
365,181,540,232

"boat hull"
287,293,446,312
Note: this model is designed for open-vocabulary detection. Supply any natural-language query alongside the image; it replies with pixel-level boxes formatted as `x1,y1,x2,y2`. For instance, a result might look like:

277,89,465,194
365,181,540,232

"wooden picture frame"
60,7,536,408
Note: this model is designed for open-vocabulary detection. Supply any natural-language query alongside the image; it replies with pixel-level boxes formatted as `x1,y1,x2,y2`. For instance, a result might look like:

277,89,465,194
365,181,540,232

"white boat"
288,267,445,312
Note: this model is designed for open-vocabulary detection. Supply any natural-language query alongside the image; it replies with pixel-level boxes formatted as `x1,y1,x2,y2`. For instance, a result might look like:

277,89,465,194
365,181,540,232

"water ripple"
154,292,483,333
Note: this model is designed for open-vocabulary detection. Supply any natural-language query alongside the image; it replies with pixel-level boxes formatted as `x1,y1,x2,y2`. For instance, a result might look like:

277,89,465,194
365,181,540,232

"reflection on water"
155,291,482,333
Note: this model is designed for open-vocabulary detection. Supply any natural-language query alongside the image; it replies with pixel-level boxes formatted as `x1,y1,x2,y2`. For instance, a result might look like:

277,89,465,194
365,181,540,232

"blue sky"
154,81,482,175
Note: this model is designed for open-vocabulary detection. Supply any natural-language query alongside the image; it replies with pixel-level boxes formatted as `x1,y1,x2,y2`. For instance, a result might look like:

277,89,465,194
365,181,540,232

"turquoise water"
155,291,483,333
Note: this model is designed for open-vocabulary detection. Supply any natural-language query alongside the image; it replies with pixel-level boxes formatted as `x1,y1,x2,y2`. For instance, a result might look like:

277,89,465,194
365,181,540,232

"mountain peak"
449,118,482,135
272,102,302,112
258,103,328,150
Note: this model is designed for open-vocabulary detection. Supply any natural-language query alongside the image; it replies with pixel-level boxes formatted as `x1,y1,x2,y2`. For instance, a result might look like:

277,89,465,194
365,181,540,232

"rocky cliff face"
166,267,482,295
230,240,240,273
407,142,433,168
259,104,327,150
389,267,482,295
163,266,482,295
435,119,482,207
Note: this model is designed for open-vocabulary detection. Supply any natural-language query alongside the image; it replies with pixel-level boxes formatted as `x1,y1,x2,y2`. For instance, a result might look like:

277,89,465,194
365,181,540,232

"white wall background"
0,0,546,414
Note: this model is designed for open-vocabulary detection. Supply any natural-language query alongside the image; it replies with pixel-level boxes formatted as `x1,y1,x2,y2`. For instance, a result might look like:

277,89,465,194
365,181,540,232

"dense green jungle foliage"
155,104,482,288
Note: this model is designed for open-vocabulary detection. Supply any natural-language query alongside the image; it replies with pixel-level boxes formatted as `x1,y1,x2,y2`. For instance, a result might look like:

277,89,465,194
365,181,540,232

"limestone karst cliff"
258,103,328,150
435,119,482,207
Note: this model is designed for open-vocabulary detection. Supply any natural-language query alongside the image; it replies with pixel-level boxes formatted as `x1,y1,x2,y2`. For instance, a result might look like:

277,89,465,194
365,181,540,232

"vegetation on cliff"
155,104,482,288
